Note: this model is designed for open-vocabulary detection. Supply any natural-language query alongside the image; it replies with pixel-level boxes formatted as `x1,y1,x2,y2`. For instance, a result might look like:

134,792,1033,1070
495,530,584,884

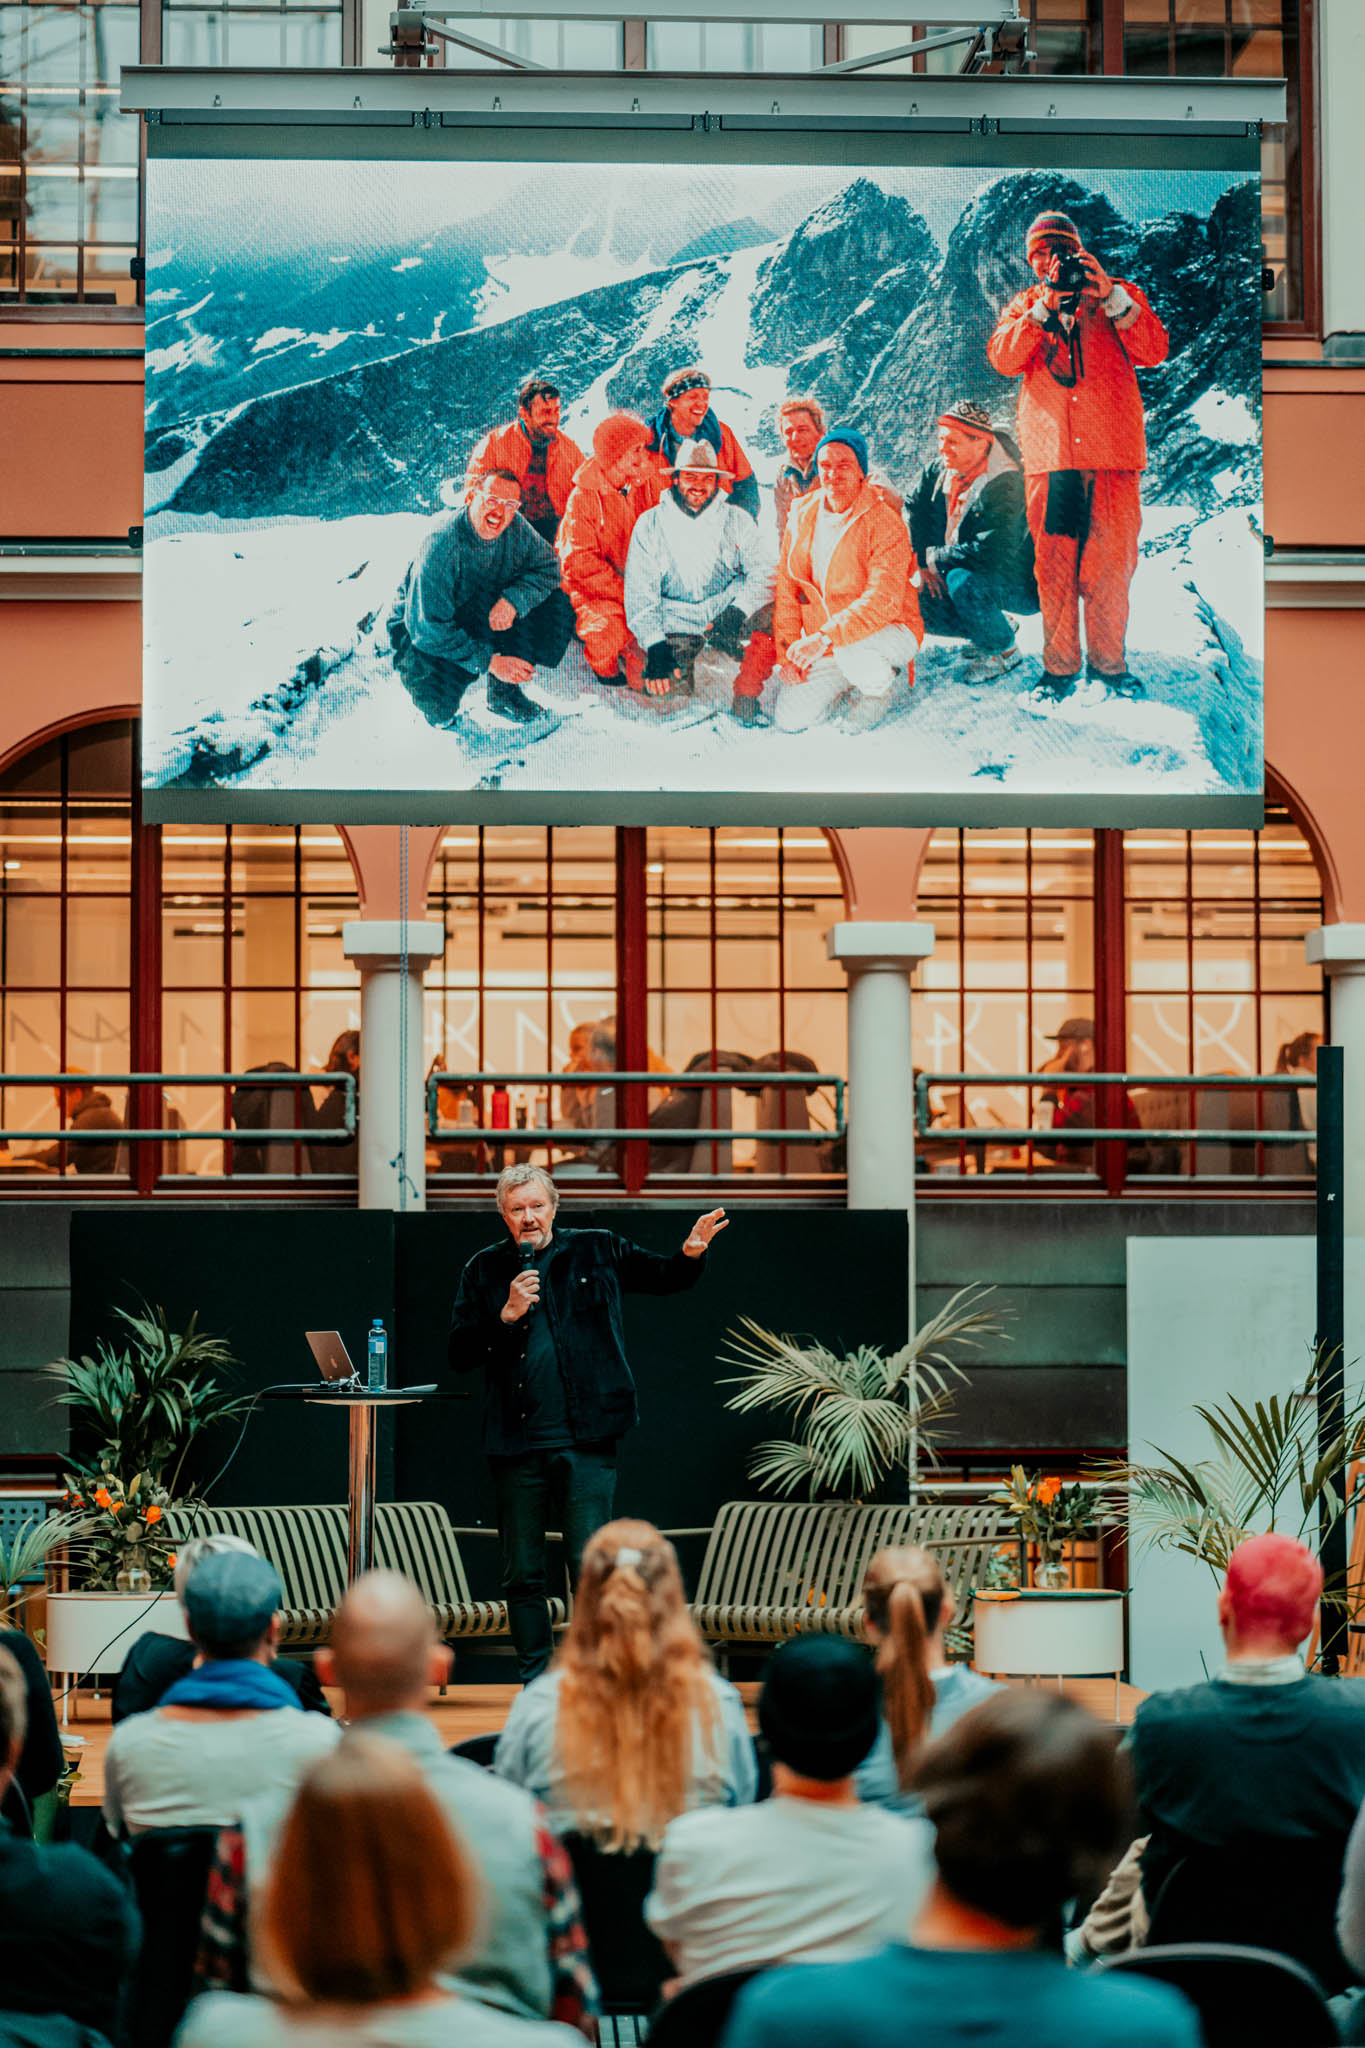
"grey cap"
183,1549,283,1649
1048,1017,1095,1042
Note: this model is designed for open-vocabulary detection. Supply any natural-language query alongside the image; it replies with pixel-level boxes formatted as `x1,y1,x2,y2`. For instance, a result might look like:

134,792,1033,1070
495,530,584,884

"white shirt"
809,500,854,591
179,1991,582,2048
644,1794,935,1988
103,1704,338,1835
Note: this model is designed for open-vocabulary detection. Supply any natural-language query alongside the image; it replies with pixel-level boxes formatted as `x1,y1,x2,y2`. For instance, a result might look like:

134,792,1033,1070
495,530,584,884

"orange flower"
93,1486,113,1511
167,1552,179,1569
144,1504,163,1526
1038,1476,1063,1507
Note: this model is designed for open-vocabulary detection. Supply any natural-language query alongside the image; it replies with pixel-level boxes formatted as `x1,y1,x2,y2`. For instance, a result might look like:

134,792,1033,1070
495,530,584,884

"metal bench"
163,1500,565,1649
686,1498,1008,1648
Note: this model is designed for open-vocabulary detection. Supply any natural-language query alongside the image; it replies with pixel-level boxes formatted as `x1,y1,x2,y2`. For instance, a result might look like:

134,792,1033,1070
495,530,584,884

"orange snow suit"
463,419,585,519
988,281,1169,677
774,482,922,665
556,455,647,679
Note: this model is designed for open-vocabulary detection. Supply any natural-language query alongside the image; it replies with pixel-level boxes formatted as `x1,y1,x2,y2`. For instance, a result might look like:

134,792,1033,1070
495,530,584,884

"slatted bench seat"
686,1498,1007,1648
163,1501,566,1650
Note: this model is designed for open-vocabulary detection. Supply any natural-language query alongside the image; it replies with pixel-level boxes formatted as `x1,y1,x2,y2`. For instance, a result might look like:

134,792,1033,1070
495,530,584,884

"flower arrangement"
991,1465,1113,1588
60,1472,178,1593
46,1301,247,1593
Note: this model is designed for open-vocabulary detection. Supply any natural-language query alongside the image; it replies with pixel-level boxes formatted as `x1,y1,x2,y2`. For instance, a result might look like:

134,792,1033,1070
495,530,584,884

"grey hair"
174,1531,257,1604
496,1163,558,1215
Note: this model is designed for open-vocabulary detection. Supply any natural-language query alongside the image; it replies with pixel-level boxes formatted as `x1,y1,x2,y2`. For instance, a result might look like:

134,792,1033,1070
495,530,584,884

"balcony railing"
915,1070,1317,1190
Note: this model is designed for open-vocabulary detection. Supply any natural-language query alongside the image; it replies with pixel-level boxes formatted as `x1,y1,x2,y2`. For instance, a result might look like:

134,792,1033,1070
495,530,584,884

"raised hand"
683,1207,729,1258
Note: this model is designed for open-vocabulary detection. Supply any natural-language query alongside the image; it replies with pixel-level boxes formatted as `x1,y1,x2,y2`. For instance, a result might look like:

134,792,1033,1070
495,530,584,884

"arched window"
422,824,848,1183
0,720,135,1175
914,802,1326,1186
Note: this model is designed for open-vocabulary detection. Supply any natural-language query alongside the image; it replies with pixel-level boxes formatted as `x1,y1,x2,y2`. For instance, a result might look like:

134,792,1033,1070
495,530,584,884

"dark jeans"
390,588,576,728
919,566,1027,655
491,1441,618,1681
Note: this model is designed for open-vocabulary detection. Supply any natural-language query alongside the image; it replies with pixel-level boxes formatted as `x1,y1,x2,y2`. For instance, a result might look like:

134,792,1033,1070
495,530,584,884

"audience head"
759,1636,879,1787
319,1569,450,1713
557,1518,719,1851
863,1546,951,1789
182,1549,283,1662
173,1531,257,1607
1219,1532,1321,1656
326,1029,360,1075
497,1163,558,1248
262,1735,481,2008
913,1689,1128,1935
1275,1029,1322,1075
0,1645,27,1788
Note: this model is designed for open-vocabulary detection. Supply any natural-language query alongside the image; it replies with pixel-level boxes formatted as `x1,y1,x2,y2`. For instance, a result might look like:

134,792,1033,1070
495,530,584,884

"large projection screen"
137,86,1267,825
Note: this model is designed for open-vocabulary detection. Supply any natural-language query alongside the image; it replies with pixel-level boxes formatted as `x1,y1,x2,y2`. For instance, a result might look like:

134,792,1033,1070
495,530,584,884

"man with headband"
639,364,759,522
448,1164,729,1681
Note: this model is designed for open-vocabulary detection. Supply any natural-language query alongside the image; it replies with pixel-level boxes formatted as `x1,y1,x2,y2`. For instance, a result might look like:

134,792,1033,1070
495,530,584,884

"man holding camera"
987,209,1168,708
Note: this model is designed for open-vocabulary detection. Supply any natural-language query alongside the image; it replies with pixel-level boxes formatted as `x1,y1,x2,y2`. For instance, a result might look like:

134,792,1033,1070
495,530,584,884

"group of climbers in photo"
385,207,1170,738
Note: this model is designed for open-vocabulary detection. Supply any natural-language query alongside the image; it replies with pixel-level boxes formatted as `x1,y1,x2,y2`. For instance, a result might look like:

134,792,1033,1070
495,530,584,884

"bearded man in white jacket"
623,439,776,722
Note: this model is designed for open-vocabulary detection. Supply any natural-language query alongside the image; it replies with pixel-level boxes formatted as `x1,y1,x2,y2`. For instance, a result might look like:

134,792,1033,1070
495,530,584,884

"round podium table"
269,1384,439,1582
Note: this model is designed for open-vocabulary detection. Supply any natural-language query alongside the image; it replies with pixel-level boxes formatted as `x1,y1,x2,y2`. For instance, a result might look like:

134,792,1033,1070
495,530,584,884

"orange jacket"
463,418,585,515
987,281,1169,475
556,456,644,603
774,482,922,660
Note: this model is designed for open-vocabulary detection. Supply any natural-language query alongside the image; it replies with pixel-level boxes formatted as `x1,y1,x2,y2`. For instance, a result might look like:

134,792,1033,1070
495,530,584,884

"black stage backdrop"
67,1207,910,1587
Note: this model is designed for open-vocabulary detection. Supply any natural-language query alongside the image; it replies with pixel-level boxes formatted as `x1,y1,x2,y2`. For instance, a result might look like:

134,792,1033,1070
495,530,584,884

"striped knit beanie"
1025,210,1082,260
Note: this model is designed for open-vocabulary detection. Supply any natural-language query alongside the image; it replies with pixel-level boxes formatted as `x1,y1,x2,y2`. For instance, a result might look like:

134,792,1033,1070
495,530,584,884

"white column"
1319,0,1365,339
342,920,445,1211
1306,924,1365,1233
827,917,936,1236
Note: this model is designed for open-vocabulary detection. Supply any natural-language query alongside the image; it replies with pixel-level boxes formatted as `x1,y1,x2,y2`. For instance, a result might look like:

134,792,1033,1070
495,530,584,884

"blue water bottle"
366,1318,388,1391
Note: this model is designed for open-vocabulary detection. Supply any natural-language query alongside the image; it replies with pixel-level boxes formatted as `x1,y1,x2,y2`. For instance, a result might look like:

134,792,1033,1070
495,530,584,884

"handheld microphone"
519,1234,540,1313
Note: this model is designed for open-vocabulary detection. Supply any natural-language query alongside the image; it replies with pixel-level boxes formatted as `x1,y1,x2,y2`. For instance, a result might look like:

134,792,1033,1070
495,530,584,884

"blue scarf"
649,402,724,465
161,1659,300,1712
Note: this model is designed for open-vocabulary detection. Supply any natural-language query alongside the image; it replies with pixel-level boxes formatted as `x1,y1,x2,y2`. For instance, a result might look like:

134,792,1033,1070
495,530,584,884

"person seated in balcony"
722,1689,1201,2048
304,1028,359,1176
0,1646,139,2045
26,1069,124,1175
645,1635,933,1993
112,1534,330,1723
1276,1027,1322,1169
854,1547,1001,1813
180,1736,582,2048
102,1550,337,1837
0,1626,64,1835
493,1519,756,1840
1037,1017,1141,1169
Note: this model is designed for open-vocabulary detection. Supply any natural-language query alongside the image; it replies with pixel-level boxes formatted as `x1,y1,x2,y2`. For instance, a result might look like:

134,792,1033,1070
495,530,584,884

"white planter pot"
45,1589,188,1679
973,1589,1126,1680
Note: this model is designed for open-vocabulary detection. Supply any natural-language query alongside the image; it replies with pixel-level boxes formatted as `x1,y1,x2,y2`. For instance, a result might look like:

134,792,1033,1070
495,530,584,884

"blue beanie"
815,427,869,476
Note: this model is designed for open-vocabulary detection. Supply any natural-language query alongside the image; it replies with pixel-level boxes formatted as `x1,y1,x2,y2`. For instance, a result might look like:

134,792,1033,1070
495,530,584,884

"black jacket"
448,1226,706,1457
905,454,1038,613
0,1827,139,2043
111,1633,331,1724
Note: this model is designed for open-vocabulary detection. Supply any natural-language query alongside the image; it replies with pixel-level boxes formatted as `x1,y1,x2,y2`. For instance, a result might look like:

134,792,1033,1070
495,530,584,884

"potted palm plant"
1099,1347,1365,1634
42,1303,251,1684
720,1284,1003,1501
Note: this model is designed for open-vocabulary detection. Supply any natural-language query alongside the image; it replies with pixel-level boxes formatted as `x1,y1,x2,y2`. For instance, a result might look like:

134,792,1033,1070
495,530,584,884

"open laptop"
305,1330,359,1384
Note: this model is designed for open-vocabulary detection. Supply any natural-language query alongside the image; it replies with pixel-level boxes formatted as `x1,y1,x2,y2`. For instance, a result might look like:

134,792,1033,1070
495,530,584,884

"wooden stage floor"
61,1676,1144,1809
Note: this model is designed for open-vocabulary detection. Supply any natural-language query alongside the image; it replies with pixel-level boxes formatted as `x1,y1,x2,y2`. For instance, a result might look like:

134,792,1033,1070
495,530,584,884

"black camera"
1052,250,1090,299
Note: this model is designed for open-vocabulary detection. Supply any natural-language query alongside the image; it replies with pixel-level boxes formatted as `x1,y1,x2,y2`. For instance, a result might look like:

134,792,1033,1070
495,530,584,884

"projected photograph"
142,157,1263,817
